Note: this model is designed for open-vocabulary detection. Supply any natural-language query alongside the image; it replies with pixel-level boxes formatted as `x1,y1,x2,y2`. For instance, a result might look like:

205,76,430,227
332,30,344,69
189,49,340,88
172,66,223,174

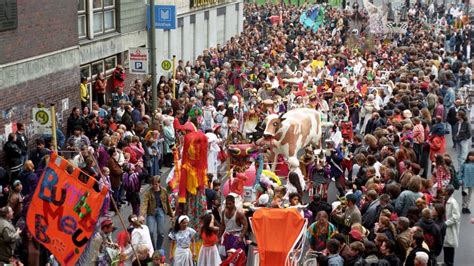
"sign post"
50,104,57,152
129,47,149,74
147,3,176,117
172,55,177,99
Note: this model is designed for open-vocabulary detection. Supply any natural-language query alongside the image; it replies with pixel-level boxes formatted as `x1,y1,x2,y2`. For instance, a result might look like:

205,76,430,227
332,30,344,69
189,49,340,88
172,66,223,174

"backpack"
449,166,460,190
123,172,140,192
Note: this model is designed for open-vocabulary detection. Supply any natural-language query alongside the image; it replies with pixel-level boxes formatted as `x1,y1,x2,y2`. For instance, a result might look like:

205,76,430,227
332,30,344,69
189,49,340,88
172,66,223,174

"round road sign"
161,60,172,71
35,110,50,125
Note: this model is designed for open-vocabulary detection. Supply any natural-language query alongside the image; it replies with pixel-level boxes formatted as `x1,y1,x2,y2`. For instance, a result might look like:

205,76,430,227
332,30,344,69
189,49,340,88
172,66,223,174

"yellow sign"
32,107,52,134
161,59,172,71
35,110,49,125
190,0,225,8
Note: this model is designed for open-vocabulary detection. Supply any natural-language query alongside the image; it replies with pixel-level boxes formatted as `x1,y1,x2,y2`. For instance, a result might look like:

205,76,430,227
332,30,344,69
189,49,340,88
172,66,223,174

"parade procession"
0,0,474,265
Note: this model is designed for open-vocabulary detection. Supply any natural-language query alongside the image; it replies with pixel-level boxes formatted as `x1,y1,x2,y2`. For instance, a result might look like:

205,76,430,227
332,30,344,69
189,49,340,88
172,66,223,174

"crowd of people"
1,1,473,266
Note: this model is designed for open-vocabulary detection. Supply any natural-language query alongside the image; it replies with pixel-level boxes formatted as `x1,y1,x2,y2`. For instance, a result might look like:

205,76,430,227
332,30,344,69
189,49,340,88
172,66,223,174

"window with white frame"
81,56,117,83
78,0,116,39
80,56,118,106
78,0,87,38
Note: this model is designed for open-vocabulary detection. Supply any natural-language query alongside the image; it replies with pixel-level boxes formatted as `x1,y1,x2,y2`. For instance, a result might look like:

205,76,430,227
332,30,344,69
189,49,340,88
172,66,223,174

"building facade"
0,0,147,149
155,0,244,76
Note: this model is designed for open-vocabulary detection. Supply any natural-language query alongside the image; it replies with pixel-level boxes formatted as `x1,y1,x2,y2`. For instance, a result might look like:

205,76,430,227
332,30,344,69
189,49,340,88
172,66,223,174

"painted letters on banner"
26,153,108,266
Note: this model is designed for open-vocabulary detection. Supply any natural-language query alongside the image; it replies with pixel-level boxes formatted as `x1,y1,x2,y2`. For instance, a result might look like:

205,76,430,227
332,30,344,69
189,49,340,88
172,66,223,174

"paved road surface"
109,167,173,258
110,131,474,264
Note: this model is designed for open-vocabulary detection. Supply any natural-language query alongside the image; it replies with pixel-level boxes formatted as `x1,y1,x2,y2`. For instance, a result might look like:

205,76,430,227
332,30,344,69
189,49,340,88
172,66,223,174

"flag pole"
92,156,142,266
172,55,177,99
64,150,142,266
50,104,57,152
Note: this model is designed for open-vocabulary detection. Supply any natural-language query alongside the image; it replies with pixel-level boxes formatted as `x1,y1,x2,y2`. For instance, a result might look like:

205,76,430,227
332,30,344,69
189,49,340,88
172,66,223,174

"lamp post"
150,0,158,118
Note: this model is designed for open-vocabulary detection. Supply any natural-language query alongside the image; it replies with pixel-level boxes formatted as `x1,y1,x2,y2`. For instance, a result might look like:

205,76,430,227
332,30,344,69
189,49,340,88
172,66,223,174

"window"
78,0,87,38
178,17,183,28
204,11,209,20
92,61,104,77
217,6,226,16
190,14,196,24
80,65,91,81
104,57,117,73
80,56,117,105
78,0,116,39
235,3,239,11
94,0,116,34
81,56,117,87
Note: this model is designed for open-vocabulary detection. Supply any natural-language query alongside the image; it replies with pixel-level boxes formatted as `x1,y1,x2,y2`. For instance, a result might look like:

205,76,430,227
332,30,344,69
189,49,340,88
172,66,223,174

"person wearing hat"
226,119,245,145
90,218,118,265
325,139,345,195
331,193,361,234
169,215,196,265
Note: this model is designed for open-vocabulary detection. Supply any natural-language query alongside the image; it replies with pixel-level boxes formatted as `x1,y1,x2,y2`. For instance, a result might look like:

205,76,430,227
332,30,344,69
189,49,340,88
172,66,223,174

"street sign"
147,5,176,30
161,59,172,72
32,107,52,135
129,47,149,74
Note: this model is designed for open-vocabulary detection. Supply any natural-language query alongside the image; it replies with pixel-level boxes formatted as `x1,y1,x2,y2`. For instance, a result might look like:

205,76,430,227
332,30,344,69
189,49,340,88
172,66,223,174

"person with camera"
112,65,126,90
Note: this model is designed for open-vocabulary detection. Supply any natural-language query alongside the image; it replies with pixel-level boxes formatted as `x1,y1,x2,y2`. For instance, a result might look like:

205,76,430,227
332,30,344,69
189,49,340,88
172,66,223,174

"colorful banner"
385,22,408,34
299,5,326,33
26,153,108,266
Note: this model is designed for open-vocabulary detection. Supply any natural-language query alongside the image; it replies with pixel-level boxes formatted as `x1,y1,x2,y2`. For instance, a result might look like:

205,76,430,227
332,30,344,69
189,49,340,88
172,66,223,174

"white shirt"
131,225,154,257
373,161,382,177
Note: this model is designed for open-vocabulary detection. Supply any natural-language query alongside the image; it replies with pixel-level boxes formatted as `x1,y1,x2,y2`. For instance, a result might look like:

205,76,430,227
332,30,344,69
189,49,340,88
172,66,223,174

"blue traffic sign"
147,5,176,30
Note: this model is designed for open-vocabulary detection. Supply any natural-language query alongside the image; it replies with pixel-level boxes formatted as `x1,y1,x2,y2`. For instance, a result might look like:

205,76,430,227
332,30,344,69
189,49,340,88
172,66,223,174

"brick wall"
0,0,78,64
0,67,80,161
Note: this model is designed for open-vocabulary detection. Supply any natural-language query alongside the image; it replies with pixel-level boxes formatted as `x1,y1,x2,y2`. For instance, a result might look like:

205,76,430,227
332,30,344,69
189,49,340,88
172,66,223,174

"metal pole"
172,55,177,99
150,0,158,118
50,104,57,152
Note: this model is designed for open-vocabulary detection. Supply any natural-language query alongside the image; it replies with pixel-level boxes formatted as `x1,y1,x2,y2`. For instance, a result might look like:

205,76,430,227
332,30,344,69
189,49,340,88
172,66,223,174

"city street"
109,126,474,265
2,0,474,265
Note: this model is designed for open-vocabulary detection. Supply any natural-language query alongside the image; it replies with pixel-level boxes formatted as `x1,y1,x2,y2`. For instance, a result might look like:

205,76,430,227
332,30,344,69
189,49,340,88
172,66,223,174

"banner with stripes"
385,22,408,34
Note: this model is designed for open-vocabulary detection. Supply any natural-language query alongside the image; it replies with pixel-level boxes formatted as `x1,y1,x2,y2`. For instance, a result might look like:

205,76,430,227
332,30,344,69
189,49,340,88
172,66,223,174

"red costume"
178,130,208,203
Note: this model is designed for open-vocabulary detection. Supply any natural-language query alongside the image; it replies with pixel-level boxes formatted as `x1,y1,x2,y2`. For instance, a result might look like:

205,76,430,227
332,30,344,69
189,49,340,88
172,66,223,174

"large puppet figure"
178,122,208,229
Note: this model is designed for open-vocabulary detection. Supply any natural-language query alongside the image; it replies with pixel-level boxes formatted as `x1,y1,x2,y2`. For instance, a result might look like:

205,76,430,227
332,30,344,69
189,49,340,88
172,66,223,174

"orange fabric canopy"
252,208,306,266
